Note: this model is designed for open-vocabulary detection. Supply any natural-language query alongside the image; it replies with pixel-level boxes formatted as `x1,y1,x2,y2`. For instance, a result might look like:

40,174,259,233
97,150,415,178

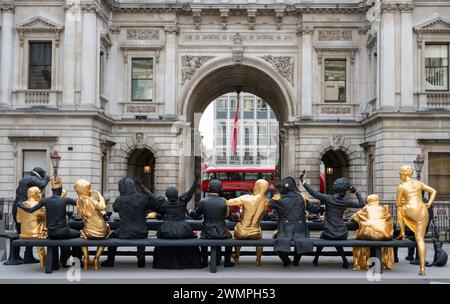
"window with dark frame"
28,42,52,89
425,44,449,91
324,59,346,102
131,58,153,100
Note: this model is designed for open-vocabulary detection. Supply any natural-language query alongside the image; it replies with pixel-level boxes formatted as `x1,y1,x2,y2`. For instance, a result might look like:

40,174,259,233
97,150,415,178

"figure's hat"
277,176,301,193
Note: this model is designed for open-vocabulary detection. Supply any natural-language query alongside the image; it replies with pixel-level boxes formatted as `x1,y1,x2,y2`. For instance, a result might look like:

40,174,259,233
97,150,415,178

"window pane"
244,124,253,146
23,150,47,177
257,122,267,145
324,59,346,102
132,58,153,100
429,152,450,200
28,42,52,89
425,44,449,91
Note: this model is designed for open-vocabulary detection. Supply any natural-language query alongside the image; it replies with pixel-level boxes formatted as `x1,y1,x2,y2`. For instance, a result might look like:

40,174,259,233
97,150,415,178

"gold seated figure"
16,186,47,267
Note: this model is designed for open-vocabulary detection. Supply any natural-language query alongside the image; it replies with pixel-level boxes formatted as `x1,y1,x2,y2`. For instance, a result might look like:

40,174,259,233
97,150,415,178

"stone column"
0,5,15,108
300,26,313,118
62,3,78,108
80,5,98,108
164,26,178,119
379,4,396,108
400,3,414,108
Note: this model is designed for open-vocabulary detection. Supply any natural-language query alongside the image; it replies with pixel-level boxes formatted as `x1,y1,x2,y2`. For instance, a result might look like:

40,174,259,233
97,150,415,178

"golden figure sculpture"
395,165,437,276
16,186,46,267
226,179,269,266
351,194,394,271
74,179,110,270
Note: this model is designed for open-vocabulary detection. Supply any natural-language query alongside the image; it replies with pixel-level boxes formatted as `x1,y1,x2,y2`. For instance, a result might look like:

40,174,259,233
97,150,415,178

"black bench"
10,237,415,274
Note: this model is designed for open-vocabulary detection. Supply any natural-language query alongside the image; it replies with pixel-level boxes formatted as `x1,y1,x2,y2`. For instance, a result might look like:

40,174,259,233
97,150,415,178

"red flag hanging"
231,95,240,155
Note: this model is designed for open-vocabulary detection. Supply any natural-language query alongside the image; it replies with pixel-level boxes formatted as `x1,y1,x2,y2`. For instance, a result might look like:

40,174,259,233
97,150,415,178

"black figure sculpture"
12,167,50,264
299,170,365,268
269,177,322,267
17,177,81,268
189,179,234,268
141,175,203,269
102,177,154,268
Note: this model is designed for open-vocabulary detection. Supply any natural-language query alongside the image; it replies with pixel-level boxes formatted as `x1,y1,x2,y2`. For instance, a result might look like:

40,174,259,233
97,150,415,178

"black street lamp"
50,150,61,178
413,154,425,181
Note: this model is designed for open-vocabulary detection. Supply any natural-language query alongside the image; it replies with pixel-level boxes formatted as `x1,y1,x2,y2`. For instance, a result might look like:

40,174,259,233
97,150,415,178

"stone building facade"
0,0,449,206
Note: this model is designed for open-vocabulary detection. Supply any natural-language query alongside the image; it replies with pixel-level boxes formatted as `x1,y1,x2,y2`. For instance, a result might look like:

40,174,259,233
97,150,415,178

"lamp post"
413,154,425,181
49,150,61,178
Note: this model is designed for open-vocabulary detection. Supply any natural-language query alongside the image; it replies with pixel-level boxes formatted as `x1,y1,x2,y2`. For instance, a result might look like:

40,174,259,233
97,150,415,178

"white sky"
199,103,214,150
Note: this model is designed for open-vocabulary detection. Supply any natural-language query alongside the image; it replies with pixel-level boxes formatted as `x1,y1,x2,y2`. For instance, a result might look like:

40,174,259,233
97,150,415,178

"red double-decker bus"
201,167,277,198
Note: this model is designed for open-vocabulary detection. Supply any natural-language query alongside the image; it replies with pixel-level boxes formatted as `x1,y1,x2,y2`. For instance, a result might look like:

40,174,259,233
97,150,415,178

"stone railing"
426,92,450,108
13,90,61,107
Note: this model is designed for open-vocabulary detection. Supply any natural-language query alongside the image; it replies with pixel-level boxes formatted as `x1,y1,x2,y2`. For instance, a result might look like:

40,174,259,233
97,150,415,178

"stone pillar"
400,3,414,108
164,26,178,119
62,3,78,108
80,6,98,108
300,26,313,118
0,5,14,108
379,4,396,108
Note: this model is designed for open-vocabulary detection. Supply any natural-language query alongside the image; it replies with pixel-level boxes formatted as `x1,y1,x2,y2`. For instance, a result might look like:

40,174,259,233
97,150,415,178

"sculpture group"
11,164,439,276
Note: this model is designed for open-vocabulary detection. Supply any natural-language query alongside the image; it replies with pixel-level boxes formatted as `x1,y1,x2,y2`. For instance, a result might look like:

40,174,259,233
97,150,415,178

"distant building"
211,93,279,167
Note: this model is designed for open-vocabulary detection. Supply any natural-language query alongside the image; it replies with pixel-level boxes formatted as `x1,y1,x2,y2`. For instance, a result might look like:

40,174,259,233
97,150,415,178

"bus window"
216,172,228,180
202,173,209,180
261,173,273,180
244,173,258,180
229,173,242,180
208,173,217,180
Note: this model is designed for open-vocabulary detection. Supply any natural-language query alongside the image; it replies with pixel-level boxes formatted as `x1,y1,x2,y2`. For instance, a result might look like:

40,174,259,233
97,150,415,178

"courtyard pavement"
0,243,449,284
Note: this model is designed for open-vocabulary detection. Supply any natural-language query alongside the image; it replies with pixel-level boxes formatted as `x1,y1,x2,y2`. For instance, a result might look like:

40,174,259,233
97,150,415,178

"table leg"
45,246,53,274
374,247,382,274
3,239,22,265
210,246,217,273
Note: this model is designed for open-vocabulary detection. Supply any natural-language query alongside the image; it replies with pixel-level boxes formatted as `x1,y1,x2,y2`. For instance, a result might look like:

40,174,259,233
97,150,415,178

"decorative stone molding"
127,29,160,40
181,56,214,84
127,105,157,114
101,32,112,49
380,3,397,13
16,16,64,47
358,24,371,35
315,47,358,65
193,10,201,30
120,45,164,63
220,9,229,30
366,31,377,47
297,25,314,36
399,3,414,13
321,106,352,115
247,10,256,30
275,10,284,30
318,30,352,41
414,16,450,34
0,3,15,13
164,26,179,35
109,23,121,34
232,33,244,64
261,55,294,86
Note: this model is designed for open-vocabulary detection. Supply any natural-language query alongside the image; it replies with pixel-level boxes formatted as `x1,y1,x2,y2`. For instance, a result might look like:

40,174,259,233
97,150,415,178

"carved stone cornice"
380,3,397,14
120,45,164,63
399,3,414,13
297,25,314,36
79,2,108,24
314,47,358,65
414,16,450,34
16,16,64,47
164,25,179,35
0,3,15,13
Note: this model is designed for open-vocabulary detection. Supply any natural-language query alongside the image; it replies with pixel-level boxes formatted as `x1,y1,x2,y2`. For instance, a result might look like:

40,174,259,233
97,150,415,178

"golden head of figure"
27,186,42,202
74,179,91,197
253,179,269,196
367,194,380,206
399,165,414,182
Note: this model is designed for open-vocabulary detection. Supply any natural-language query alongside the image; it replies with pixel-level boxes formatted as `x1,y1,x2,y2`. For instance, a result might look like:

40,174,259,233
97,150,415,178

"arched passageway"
321,150,350,194
128,148,155,192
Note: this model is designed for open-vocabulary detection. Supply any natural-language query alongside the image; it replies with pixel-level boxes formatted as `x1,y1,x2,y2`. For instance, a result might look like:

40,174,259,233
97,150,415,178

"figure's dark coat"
191,193,232,239
13,174,50,222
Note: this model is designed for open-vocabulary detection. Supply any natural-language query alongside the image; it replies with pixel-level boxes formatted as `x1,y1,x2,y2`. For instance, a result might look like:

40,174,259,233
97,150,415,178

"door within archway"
128,148,155,192
321,150,349,194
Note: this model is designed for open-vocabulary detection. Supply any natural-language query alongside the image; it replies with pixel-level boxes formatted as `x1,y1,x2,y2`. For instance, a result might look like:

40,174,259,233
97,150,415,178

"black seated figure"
12,167,50,264
141,175,202,269
17,177,81,268
269,177,323,267
189,179,234,268
102,177,155,268
299,171,365,268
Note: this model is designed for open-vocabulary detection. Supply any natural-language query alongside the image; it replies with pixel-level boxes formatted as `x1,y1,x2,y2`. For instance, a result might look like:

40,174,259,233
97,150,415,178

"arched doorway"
180,58,295,193
128,148,155,192
321,149,349,194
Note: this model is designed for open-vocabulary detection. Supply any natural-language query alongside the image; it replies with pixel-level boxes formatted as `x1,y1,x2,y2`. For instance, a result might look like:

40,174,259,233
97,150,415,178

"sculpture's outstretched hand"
350,185,358,193
299,169,306,183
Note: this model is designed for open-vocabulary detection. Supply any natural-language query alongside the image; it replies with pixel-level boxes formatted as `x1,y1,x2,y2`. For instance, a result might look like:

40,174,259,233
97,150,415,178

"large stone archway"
178,56,297,192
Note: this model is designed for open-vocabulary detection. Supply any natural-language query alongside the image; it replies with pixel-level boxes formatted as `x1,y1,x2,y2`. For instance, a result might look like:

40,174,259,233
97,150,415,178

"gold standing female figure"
74,179,111,270
395,165,437,276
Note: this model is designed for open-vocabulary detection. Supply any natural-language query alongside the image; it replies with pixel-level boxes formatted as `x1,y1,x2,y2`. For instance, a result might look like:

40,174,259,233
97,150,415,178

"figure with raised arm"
226,179,269,266
269,176,323,267
395,165,436,276
17,177,81,268
299,170,365,268
140,174,202,269
101,177,155,268
74,179,110,270
189,179,234,268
